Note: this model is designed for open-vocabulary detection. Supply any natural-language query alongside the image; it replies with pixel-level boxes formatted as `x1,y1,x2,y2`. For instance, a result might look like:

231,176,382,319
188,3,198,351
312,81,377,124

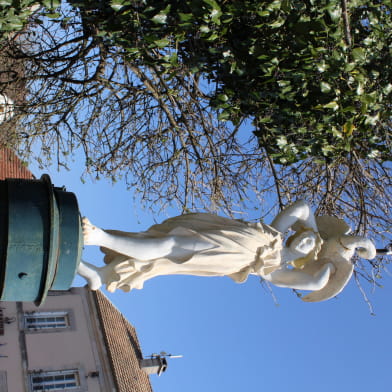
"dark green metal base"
0,175,82,305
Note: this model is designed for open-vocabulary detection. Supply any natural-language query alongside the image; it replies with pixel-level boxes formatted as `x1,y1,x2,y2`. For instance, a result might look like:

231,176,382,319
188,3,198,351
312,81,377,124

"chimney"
140,355,168,376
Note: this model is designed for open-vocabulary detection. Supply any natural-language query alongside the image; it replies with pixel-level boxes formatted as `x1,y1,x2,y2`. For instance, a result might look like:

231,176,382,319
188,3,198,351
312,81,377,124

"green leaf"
317,62,328,72
277,80,291,88
331,126,342,138
277,136,288,147
323,101,339,111
46,12,61,19
206,32,219,41
152,6,171,24
322,145,335,155
218,110,231,121
327,7,341,22
341,106,356,113
343,121,355,136
352,47,366,63
281,0,291,12
257,10,270,17
344,62,356,72
257,116,272,124
168,53,178,65
320,82,331,93
268,18,285,29
4,17,24,30
153,38,170,48
383,84,392,95
178,13,193,22
152,13,168,24
217,94,229,102
110,0,127,11
202,0,222,24
360,91,377,104
43,0,60,9
266,0,282,11
367,150,380,159
364,113,379,126
203,0,221,11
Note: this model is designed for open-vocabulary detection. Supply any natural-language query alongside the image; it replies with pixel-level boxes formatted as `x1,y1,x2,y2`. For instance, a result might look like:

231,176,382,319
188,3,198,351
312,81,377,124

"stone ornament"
77,200,376,302
0,94,14,124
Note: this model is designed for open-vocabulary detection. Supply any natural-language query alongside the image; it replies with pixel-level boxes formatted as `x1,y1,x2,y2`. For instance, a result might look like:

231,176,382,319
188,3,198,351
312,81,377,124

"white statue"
77,200,376,302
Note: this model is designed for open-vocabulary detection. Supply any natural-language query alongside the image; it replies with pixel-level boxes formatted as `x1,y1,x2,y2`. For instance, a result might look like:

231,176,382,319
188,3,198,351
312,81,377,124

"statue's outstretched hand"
266,262,334,291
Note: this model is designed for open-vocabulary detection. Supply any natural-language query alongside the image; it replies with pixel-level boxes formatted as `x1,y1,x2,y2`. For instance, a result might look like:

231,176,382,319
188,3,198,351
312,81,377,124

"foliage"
65,0,391,164
0,0,41,34
2,1,391,162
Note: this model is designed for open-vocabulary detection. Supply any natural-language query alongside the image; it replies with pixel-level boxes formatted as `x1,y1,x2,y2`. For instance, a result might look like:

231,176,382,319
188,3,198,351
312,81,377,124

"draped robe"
100,213,283,292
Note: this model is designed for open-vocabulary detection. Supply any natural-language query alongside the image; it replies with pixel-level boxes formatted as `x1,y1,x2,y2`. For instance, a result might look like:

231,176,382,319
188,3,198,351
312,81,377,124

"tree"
66,0,391,163
0,0,390,302
2,2,262,213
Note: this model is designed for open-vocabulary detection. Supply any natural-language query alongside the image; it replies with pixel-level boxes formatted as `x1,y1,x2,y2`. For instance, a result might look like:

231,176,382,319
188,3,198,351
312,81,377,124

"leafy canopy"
67,0,392,164
2,0,391,164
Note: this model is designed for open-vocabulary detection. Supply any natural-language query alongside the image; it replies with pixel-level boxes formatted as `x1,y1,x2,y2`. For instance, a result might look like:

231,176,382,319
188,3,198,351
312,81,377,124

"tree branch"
341,0,352,46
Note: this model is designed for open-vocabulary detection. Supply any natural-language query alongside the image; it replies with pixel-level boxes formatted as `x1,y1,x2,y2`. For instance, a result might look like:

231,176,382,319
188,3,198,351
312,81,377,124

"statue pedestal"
0,175,81,305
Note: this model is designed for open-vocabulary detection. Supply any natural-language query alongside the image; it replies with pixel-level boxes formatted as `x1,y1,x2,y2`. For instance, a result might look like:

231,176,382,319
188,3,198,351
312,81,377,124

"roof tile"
92,290,154,392
0,148,33,179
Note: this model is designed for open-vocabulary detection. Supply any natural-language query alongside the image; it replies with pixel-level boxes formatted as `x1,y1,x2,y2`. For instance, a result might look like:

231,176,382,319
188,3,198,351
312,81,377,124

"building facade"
0,288,154,392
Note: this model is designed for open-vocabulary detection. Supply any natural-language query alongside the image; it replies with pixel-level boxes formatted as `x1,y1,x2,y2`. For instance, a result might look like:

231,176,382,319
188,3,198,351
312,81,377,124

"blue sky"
30,156,392,392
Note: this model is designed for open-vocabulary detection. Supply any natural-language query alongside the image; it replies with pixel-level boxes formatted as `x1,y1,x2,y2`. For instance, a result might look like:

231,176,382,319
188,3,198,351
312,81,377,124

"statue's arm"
266,264,334,291
270,200,318,233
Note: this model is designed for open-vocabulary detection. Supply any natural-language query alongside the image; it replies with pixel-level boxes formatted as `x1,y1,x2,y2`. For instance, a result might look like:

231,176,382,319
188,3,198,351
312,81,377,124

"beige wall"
0,301,25,391
0,288,116,392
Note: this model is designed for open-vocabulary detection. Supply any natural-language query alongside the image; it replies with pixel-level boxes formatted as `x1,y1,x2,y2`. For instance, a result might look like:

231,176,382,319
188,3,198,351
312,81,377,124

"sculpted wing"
300,257,354,302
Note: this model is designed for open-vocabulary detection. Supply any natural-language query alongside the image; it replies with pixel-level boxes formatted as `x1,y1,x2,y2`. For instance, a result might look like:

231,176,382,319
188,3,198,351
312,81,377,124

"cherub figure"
77,200,376,302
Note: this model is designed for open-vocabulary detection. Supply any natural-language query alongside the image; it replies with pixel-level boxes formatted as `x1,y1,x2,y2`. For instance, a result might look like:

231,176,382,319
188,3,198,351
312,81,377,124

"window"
24,311,69,330
30,369,80,391
0,308,4,335
0,371,7,390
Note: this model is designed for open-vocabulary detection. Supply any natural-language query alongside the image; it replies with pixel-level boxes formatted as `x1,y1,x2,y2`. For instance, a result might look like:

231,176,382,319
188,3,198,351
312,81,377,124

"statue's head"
299,216,376,302
287,230,318,254
285,229,323,270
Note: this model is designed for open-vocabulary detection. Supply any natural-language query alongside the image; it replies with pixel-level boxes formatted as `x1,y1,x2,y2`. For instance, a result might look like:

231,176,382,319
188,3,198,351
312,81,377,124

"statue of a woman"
77,200,376,302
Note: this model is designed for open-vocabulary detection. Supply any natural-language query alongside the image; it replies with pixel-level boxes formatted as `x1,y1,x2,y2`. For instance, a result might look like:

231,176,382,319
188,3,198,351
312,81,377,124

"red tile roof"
0,148,33,179
92,290,154,392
